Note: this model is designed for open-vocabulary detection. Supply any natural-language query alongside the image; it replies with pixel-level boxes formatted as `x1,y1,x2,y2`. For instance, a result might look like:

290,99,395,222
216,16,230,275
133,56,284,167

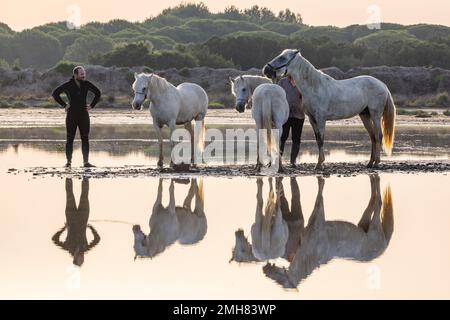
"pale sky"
1,0,449,31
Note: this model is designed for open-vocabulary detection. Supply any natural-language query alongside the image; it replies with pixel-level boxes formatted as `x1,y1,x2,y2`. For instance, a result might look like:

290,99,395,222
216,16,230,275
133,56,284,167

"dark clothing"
281,118,305,164
66,111,90,163
52,77,101,110
52,77,101,163
279,178,304,261
278,77,304,119
52,179,100,264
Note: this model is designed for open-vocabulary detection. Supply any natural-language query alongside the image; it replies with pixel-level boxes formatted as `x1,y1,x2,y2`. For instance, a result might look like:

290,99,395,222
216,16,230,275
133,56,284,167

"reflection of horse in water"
231,178,289,262
52,178,100,267
133,178,206,259
231,175,394,289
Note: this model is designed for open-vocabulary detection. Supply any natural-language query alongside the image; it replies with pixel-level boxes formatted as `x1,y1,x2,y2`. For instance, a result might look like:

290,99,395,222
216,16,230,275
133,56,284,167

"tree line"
0,2,449,71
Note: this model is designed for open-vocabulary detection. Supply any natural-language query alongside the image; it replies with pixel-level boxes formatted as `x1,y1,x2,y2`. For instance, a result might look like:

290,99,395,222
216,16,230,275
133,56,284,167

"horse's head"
230,229,258,263
132,72,151,110
263,49,300,81
229,75,250,113
132,224,149,258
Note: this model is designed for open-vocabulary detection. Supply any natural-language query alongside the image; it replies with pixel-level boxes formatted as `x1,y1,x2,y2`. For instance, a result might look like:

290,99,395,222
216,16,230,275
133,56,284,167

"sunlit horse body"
230,75,289,172
133,179,206,259
230,175,394,289
230,178,289,262
132,73,208,167
263,175,394,288
264,49,396,169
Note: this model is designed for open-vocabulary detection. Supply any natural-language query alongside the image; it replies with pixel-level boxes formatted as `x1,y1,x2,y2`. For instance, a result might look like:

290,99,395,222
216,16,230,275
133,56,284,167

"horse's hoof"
314,164,323,171
254,165,262,173
367,162,374,168
157,161,164,168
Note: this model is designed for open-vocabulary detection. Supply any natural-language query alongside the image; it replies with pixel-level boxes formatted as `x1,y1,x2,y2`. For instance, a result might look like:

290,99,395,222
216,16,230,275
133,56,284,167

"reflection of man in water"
52,178,100,267
279,177,304,262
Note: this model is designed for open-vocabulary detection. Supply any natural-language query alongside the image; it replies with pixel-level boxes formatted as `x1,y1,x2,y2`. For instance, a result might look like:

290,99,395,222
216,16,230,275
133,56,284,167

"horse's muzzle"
235,101,246,113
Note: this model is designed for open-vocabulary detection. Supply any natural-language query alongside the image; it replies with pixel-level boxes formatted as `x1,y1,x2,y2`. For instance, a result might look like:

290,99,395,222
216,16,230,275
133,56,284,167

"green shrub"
415,110,433,118
54,61,77,75
143,67,153,73
435,92,450,107
209,102,225,109
179,67,190,77
107,95,116,103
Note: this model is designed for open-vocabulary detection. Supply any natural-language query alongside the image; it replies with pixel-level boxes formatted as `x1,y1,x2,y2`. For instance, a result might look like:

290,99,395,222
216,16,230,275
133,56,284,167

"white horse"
230,178,289,262
230,75,289,172
133,178,206,259
263,175,394,288
263,49,396,169
132,73,208,168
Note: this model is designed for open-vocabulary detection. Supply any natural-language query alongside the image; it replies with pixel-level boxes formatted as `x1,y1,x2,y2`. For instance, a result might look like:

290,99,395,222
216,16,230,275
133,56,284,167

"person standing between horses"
52,66,101,168
278,75,304,167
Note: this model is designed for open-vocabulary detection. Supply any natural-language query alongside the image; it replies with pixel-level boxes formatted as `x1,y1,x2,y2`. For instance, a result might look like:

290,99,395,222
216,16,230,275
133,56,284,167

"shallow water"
0,142,450,299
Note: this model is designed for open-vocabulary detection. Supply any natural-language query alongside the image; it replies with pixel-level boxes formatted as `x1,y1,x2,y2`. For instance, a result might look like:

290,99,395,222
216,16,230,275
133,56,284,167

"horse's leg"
275,122,285,173
155,125,164,168
371,116,383,168
359,110,376,168
357,174,377,232
169,179,176,212
184,121,195,166
183,179,196,209
308,176,325,227
153,179,164,212
255,178,264,224
310,116,326,170
255,122,262,172
168,121,177,168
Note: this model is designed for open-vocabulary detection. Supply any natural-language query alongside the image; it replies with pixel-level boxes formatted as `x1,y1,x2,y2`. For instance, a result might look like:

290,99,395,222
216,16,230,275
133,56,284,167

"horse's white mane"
148,73,176,92
298,55,334,90
136,73,175,93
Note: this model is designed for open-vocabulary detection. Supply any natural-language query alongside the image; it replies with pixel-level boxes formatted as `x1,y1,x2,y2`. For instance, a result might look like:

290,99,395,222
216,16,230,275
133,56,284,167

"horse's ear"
228,76,235,83
134,72,138,80
239,75,244,80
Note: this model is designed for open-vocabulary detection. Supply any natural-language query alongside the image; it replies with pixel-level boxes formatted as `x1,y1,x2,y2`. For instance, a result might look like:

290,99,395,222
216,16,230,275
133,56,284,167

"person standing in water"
52,66,101,168
278,75,304,167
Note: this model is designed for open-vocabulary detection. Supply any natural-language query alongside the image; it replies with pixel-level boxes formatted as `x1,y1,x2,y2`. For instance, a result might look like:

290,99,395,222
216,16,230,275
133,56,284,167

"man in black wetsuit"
52,66,101,168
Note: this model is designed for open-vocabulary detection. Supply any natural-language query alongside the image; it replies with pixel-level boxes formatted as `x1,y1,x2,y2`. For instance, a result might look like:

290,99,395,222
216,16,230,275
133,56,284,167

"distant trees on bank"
0,3,449,71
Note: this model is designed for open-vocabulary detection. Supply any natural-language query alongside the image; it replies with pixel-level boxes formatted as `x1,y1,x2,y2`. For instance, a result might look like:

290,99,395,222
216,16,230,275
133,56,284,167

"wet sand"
10,160,450,179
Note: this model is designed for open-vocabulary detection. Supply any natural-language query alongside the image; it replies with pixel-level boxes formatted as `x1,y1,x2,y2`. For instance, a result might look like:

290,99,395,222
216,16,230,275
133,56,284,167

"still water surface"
0,144,449,299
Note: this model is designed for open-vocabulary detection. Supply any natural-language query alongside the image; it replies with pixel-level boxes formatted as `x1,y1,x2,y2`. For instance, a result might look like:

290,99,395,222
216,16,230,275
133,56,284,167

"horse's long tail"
381,186,394,244
382,91,396,156
262,97,273,154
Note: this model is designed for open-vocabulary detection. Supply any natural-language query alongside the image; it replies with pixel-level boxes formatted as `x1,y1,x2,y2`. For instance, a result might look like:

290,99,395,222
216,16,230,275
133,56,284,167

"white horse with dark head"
132,73,208,168
230,75,289,172
263,49,396,169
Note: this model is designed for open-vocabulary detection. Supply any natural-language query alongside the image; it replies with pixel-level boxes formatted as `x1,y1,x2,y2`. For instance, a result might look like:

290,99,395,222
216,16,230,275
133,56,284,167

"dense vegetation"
0,3,449,71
